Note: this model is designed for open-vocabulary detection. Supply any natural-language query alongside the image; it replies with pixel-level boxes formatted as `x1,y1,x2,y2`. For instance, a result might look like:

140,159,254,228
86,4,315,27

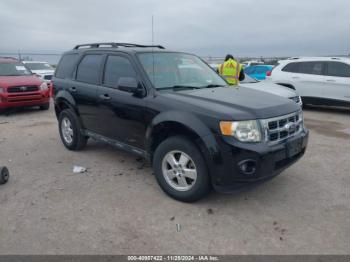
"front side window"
282,62,299,73
76,55,103,84
0,62,32,76
298,62,324,75
103,56,136,88
326,62,350,77
138,52,227,90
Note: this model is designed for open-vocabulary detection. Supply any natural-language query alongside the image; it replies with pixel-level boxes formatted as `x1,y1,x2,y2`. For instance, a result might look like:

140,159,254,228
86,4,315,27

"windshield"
0,62,32,76
25,62,53,70
138,52,227,90
240,74,259,83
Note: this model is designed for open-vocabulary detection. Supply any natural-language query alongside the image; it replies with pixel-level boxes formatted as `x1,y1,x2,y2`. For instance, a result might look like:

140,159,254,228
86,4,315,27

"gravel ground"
0,103,349,255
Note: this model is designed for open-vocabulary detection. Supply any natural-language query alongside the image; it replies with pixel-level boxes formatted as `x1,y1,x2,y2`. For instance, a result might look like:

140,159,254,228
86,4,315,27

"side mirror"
118,77,139,93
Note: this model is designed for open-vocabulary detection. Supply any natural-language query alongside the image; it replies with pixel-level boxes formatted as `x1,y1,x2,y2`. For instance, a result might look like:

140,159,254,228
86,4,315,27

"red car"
0,57,50,112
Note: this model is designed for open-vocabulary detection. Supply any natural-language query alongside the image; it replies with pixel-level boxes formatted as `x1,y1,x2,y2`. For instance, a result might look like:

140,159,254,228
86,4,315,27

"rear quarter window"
55,54,79,79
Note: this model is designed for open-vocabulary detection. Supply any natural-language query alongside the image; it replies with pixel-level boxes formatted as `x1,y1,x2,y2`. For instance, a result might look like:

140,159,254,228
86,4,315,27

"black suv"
53,43,309,202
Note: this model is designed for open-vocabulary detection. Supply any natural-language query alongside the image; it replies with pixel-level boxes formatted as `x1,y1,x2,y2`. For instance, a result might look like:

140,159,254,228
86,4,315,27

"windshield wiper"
201,84,225,88
160,85,202,91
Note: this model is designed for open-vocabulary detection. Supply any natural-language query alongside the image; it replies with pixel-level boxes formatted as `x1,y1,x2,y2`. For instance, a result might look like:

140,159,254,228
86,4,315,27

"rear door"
73,53,104,133
96,53,147,149
323,61,350,104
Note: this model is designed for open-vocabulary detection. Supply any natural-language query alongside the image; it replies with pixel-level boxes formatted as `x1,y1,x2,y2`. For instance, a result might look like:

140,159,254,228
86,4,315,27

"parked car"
53,43,308,202
0,57,50,112
267,57,350,107
244,65,273,80
240,74,302,107
22,61,55,83
242,60,264,68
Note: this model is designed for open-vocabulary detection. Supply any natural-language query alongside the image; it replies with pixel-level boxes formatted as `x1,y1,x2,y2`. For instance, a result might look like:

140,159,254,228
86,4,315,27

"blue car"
244,65,273,80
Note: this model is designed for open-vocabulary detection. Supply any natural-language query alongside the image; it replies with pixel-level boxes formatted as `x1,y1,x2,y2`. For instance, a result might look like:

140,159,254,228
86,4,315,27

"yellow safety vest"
219,59,242,85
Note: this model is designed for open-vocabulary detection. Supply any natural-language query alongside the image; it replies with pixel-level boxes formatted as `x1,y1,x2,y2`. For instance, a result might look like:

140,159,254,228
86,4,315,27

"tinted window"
282,62,299,73
76,55,103,84
326,62,350,77
103,56,136,87
55,54,79,79
0,62,32,76
298,62,324,75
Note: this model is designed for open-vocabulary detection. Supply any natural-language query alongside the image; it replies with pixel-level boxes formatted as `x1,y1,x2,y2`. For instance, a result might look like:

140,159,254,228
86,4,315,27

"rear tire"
0,167,9,185
153,136,210,202
58,109,87,151
40,103,50,110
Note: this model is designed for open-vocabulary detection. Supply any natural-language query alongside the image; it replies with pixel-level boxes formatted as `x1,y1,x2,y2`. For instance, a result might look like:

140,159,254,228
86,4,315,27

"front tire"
153,136,210,202
0,167,9,185
58,109,87,151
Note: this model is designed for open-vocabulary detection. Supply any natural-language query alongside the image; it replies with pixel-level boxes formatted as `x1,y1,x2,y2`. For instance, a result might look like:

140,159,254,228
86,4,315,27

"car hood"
30,69,55,75
239,81,298,98
0,75,43,88
160,86,299,120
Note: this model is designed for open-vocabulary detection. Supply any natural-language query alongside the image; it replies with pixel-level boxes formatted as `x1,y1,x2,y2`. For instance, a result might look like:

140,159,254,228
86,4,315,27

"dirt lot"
0,103,349,255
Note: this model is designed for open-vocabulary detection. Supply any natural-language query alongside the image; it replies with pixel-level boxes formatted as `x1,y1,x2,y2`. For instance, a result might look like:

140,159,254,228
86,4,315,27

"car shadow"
303,105,350,115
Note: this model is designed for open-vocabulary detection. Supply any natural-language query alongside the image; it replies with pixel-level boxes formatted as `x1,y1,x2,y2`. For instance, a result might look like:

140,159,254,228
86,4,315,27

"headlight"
40,82,48,91
220,120,262,142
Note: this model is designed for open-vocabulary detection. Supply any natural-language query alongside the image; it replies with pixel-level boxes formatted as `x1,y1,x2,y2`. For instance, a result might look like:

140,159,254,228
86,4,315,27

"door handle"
292,77,300,79
69,87,77,92
326,79,336,82
99,94,111,100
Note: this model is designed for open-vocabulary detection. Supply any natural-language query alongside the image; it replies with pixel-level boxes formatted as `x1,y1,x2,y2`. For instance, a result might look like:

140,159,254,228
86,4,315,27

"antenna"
152,15,156,88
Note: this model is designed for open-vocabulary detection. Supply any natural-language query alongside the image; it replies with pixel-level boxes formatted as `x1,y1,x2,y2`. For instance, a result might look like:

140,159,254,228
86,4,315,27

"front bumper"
209,128,309,193
0,90,50,109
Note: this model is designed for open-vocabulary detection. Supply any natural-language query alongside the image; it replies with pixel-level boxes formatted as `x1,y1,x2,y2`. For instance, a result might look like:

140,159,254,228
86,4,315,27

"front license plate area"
286,138,303,158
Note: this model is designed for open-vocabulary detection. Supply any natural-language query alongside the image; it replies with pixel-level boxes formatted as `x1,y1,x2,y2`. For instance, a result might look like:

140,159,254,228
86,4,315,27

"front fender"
146,111,223,176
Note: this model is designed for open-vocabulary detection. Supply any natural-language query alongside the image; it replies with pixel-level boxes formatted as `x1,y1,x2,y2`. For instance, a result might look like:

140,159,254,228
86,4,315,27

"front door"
96,54,147,149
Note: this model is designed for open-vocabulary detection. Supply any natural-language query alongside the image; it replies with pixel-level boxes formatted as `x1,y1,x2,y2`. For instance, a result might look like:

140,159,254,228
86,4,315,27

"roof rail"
73,42,165,50
0,56,18,60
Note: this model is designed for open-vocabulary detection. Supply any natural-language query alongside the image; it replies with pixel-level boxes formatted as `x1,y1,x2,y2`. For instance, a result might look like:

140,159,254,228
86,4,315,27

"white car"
22,61,55,83
240,75,302,107
267,57,350,107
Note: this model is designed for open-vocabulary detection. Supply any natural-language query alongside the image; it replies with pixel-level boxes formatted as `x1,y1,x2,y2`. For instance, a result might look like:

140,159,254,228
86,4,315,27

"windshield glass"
240,74,259,83
138,52,227,90
25,62,53,70
0,62,32,76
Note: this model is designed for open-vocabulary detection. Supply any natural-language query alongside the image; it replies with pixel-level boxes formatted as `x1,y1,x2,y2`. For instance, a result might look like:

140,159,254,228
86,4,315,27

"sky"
0,0,350,58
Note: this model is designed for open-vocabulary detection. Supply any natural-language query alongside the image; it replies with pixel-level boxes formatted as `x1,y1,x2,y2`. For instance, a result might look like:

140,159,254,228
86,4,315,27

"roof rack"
0,56,18,60
73,42,165,50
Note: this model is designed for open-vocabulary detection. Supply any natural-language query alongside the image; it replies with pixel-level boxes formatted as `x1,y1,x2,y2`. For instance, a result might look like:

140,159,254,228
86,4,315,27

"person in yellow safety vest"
218,54,245,85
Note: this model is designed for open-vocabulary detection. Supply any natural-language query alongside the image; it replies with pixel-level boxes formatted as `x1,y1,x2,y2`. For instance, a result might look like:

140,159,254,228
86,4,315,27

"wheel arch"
145,111,220,172
54,90,78,119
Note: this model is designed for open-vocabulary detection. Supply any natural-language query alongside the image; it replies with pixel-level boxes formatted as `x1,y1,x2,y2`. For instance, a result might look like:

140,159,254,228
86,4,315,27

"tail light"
266,71,272,77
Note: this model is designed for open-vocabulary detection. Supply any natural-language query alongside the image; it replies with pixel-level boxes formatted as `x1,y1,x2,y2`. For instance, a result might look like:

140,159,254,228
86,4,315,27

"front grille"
44,75,53,80
289,96,301,104
7,86,39,93
261,111,303,144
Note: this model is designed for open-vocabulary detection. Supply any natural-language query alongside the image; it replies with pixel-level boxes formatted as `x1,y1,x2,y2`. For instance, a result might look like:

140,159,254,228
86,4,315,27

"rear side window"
55,54,79,79
282,62,299,73
298,62,324,75
103,55,136,88
326,62,350,77
76,55,103,84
